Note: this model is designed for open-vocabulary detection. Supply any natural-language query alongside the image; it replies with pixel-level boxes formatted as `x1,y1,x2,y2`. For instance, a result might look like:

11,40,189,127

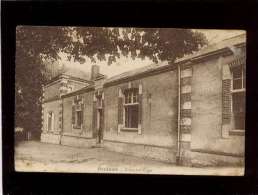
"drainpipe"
176,64,181,164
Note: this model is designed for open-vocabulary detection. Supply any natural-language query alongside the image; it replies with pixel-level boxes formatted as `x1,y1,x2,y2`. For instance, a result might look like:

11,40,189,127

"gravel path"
15,141,244,175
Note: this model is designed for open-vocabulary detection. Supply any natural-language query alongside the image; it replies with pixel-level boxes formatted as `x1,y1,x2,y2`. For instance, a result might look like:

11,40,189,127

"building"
41,34,246,166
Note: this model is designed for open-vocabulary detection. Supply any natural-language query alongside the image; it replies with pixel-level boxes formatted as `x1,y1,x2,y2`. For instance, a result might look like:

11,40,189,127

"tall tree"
15,26,207,138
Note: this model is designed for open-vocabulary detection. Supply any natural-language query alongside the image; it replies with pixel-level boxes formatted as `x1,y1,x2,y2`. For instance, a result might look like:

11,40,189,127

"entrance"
97,108,103,143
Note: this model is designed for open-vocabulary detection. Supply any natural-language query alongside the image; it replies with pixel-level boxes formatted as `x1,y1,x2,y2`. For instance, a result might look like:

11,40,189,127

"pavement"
15,141,244,176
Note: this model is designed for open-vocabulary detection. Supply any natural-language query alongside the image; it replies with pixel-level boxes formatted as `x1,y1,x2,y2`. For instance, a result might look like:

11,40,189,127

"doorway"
97,108,103,143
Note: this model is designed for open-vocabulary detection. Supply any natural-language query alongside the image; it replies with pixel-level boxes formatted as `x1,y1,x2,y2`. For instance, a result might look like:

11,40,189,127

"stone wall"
42,100,60,133
103,70,178,148
190,54,245,166
41,99,62,144
40,51,245,166
60,135,96,148
62,91,94,138
41,132,61,144
104,140,177,163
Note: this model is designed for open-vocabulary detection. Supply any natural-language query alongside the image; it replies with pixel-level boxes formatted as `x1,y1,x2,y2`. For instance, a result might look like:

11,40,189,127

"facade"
41,34,246,166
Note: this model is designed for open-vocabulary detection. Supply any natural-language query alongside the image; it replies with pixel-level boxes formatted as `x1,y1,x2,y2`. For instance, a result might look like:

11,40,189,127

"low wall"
190,150,244,167
40,133,244,167
40,132,61,144
103,139,177,163
60,135,96,148
104,131,175,148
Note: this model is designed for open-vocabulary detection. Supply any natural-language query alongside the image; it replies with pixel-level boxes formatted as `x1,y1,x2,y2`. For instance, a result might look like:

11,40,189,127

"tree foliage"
15,26,207,138
65,27,207,64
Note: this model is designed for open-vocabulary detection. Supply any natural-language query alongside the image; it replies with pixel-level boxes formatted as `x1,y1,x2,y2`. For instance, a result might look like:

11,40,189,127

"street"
15,141,244,175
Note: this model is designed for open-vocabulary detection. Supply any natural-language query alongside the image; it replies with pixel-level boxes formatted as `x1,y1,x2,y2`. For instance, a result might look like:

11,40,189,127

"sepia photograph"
15,26,246,176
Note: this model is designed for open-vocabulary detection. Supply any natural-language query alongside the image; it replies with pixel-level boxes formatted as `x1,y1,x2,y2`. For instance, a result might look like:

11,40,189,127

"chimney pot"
91,65,100,80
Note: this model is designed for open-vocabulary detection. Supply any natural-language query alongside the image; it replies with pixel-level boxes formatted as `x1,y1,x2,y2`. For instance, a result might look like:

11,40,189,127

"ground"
15,141,244,175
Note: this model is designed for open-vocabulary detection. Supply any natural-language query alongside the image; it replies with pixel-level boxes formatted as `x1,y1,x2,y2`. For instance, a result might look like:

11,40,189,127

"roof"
175,33,246,63
105,63,169,84
61,84,95,98
44,67,92,86
62,67,91,81
105,33,246,85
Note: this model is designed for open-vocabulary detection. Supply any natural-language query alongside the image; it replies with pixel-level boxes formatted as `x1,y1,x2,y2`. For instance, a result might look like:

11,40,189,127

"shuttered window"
124,88,139,128
231,65,245,130
72,98,84,129
222,79,231,125
92,101,97,137
118,90,123,125
47,111,54,131
118,84,142,134
76,110,83,127
72,105,75,124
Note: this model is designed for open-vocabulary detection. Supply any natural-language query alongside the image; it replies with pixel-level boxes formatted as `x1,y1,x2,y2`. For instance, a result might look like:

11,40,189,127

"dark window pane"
124,89,139,128
233,78,242,89
125,90,131,103
124,91,128,103
232,66,242,79
133,89,138,103
48,113,52,130
131,105,139,128
125,107,129,127
128,92,132,103
97,97,102,107
125,95,128,104
124,105,138,128
233,92,245,129
124,88,138,104
77,111,82,126
133,94,137,103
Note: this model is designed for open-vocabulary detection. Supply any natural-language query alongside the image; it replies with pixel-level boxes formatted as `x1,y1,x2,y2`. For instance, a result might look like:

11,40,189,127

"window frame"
72,98,84,130
231,64,246,93
122,88,139,130
230,64,246,133
96,95,103,109
75,110,83,128
47,111,54,131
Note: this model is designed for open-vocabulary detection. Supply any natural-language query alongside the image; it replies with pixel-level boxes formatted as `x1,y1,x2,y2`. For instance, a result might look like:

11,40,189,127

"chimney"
91,65,100,80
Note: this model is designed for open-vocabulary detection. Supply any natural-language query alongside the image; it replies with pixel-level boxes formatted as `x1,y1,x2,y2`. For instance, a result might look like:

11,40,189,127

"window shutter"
118,88,123,125
138,94,143,125
52,113,55,131
138,84,142,124
47,112,50,131
138,84,143,132
81,103,84,127
72,105,75,124
92,101,97,137
222,79,231,125
101,99,105,133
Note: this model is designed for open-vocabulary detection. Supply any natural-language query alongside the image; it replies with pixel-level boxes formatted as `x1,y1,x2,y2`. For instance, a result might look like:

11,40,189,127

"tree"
15,26,71,138
15,26,207,138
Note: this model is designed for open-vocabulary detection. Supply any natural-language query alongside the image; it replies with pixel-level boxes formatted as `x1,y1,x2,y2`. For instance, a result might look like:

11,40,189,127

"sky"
57,29,245,78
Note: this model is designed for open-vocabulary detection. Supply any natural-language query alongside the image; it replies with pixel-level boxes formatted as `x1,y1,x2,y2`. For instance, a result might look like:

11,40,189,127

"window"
97,95,103,108
72,97,84,129
231,65,245,130
75,110,83,128
124,88,139,128
232,65,245,91
47,111,54,131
